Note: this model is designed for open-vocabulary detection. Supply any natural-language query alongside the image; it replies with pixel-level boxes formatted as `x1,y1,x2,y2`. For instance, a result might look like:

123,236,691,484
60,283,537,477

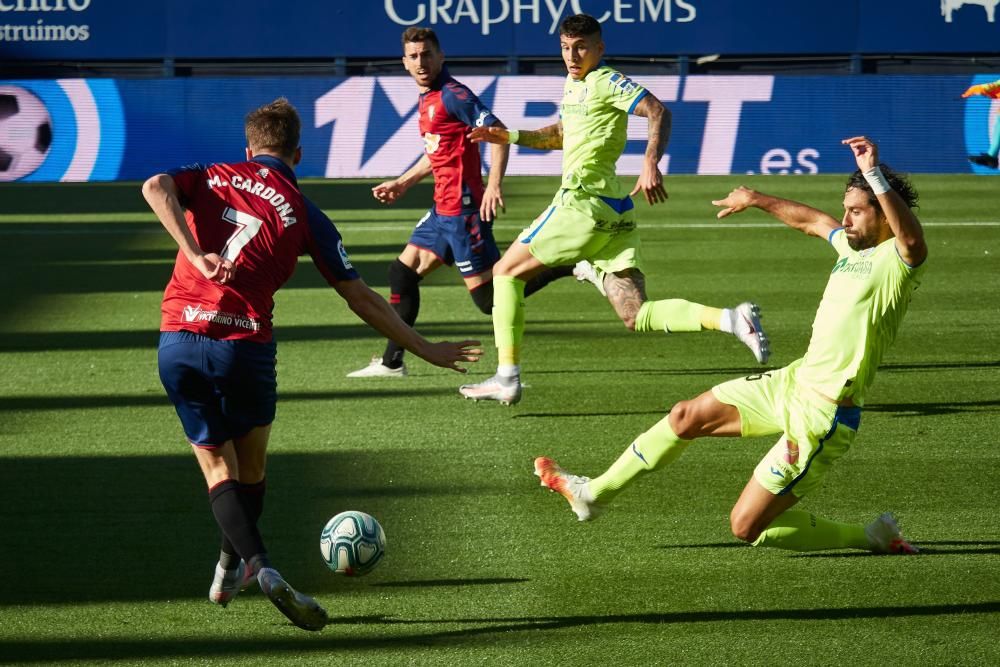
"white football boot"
534,457,601,521
729,302,770,364
459,374,522,405
257,567,329,631
208,560,255,607
346,356,407,378
572,260,606,296
864,512,919,554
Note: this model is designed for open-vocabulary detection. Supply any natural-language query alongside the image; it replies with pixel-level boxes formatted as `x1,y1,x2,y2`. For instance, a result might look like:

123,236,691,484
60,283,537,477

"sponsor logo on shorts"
593,218,636,233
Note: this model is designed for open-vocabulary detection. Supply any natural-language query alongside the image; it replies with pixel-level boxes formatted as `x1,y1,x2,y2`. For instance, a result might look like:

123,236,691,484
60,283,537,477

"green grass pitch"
0,174,997,665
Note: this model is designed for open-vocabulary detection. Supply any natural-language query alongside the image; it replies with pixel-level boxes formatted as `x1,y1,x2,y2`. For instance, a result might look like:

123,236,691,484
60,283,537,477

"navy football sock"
210,479,269,571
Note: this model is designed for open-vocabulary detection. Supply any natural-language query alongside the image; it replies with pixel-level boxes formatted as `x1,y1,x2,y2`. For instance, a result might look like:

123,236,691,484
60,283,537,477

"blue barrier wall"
1,73,996,182
0,1,997,59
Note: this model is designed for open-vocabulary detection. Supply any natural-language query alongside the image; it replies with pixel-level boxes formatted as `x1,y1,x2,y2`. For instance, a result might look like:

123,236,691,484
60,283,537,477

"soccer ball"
320,511,386,576
0,86,53,182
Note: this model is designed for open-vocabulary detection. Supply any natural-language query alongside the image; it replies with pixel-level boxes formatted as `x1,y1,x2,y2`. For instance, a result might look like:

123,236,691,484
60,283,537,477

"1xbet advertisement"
0,74,994,182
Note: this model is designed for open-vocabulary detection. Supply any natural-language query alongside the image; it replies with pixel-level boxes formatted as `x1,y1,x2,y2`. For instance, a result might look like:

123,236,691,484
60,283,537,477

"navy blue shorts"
158,331,277,447
408,207,501,277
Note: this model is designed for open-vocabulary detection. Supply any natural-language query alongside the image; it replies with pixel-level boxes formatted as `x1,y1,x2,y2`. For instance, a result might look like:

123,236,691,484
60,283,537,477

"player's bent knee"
388,258,422,291
669,401,698,440
729,511,762,544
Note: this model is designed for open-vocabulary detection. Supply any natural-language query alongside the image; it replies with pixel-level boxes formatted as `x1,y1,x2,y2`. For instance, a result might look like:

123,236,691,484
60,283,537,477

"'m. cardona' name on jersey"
207,173,298,227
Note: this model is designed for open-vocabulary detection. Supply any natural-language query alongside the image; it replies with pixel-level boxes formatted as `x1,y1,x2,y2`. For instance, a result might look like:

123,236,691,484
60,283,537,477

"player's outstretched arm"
141,173,234,283
333,278,482,373
841,136,927,266
712,185,840,239
468,122,563,150
372,154,433,205
629,95,670,205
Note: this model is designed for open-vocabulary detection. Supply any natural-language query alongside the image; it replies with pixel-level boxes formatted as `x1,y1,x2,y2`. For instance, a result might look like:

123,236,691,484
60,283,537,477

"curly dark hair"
560,14,601,38
845,164,919,212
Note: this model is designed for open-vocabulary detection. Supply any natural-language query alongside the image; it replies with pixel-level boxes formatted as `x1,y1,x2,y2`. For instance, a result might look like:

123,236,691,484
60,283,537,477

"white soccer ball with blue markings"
320,511,386,576
0,86,52,182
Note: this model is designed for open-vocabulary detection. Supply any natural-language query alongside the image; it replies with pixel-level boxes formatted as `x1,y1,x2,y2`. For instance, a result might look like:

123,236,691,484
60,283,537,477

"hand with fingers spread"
841,136,879,172
712,185,756,219
422,340,483,373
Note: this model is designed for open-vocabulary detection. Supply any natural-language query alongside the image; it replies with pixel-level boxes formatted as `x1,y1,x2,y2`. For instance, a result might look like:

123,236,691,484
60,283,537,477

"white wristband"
863,166,891,195
507,129,519,145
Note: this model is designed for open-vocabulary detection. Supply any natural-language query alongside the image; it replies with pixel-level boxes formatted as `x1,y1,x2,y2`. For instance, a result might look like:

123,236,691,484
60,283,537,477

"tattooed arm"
467,121,563,150
629,95,670,205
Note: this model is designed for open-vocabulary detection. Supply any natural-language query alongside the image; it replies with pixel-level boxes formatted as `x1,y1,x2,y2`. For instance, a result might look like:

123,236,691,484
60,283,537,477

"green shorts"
710,359,862,498
516,188,643,274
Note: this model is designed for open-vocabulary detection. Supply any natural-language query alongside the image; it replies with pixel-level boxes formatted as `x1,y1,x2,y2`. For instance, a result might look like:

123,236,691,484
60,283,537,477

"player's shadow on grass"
654,542,746,550
791,540,1000,557
3,601,998,662
0,451,508,606
0,320,615,353
373,577,530,588
0,388,461,412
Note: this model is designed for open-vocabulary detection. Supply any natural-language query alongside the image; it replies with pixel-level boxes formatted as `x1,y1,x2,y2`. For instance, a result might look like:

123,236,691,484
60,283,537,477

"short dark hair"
401,26,441,51
845,164,919,212
559,13,601,38
244,97,300,158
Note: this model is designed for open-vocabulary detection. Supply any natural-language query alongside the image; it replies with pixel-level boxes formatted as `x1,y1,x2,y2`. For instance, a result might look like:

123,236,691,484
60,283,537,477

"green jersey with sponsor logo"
796,228,925,405
560,65,648,199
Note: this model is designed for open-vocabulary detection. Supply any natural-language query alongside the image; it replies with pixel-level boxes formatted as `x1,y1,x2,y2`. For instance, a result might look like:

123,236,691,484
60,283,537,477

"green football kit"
516,65,647,273
712,228,927,497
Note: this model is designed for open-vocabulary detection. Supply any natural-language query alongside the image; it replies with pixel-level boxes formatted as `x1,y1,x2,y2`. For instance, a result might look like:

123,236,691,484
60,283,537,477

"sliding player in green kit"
459,13,769,405
536,136,927,555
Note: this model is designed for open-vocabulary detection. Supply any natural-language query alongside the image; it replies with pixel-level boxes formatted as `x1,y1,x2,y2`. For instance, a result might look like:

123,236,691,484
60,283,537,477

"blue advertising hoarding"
0,73,995,182
0,1,997,59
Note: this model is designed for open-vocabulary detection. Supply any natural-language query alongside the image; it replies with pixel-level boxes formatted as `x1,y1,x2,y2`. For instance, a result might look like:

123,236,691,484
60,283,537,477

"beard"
846,231,876,251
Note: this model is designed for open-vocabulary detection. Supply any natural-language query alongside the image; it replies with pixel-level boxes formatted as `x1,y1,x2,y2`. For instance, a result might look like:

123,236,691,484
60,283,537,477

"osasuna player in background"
145,98,480,631
536,137,926,556
461,14,769,405
347,27,572,378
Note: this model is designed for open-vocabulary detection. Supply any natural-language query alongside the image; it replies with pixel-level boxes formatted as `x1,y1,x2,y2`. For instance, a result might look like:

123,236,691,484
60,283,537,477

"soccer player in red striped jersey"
145,98,480,631
347,27,572,378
